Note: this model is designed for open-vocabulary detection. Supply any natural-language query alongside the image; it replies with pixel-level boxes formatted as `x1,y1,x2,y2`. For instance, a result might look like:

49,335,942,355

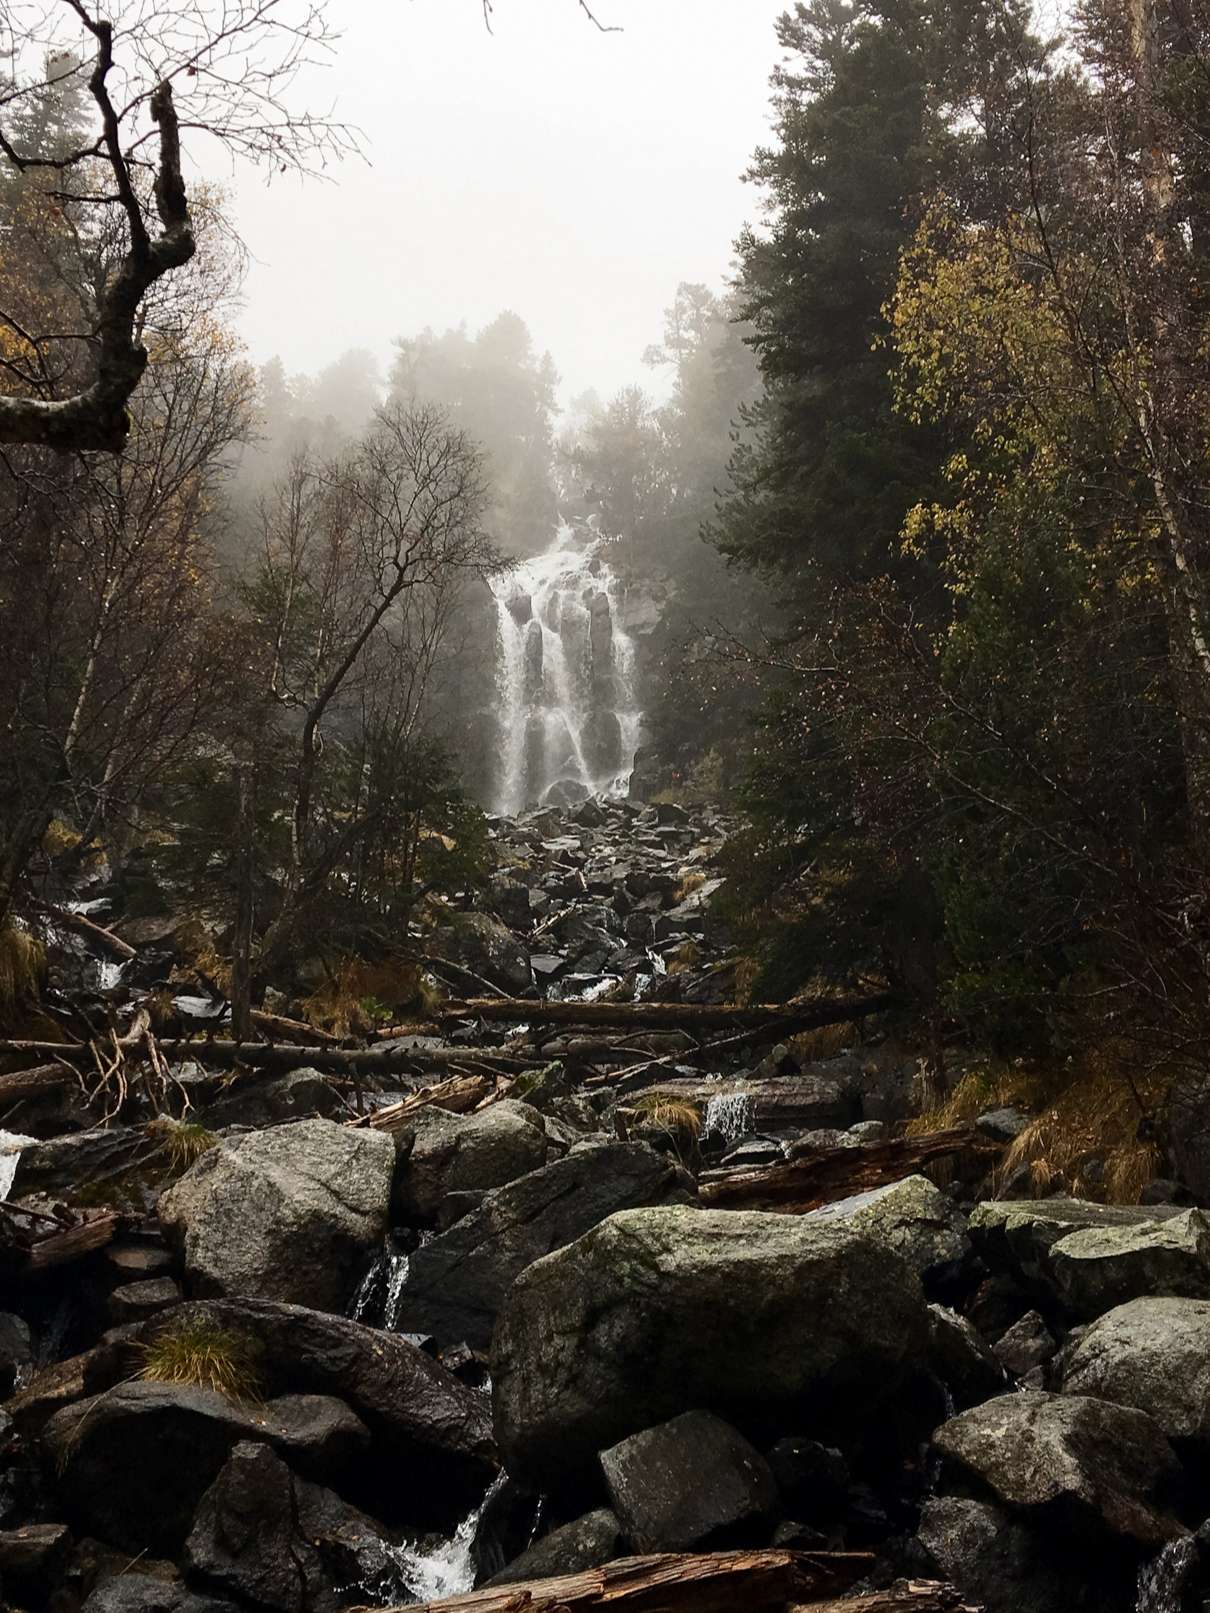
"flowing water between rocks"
490,522,643,815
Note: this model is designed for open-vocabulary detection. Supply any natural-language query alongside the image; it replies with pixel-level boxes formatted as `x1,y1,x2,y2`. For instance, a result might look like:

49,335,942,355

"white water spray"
1136,1538,1197,1613
356,1473,507,1605
490,522,641,815
701,1091,755,1145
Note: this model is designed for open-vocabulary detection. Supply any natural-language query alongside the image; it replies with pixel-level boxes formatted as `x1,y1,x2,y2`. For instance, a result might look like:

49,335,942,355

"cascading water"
701,1091,755,1145
490,521,642,816
1136,1538,1198,1613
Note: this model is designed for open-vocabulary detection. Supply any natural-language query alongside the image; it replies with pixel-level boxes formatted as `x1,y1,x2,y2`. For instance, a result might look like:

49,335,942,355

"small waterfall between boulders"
701,1090,755,1146
490,521,643,815
352,1474,507,1607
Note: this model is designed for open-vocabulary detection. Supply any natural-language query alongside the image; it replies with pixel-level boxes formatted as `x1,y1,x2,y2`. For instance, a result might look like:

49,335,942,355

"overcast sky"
225,0,788,403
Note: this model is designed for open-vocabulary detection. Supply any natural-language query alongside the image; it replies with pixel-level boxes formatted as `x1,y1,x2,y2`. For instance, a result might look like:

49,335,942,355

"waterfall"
701,1091,755,1145
348,1243,411,1330
490,521,642,816
350,1473,507,1607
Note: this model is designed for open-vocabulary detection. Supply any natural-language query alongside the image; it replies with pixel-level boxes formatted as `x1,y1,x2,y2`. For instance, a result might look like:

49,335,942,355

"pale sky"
225,0,788,402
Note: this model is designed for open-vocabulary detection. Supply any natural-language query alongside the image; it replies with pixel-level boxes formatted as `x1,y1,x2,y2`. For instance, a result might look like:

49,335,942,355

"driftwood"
438,992,898,1035
699,1127,999,1212
348,1073,511,1131
0,1038,531,1078
360,1550,874,1613
1,1209,120,1275
37,902,135,961
249,1008,341,1045
0,1063,75,1103
789,1588,981,1613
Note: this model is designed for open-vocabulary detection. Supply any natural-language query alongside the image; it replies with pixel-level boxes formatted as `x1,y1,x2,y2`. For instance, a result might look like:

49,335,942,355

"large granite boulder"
1062,1296,1210,1447
927,1304,1006,1408
44,1383,369,1555
492,1206,932,1487
83,1579,237,1613
396,1142,694,1350
919,1495,1119,1613
1046,1210,1210,1319
392,1100,549,1223
184,1441,396,1613
92,1300,497,1523
968,1200,1187,1302
487,1510,623,1587
159,1120,394,1312
599,1411,779,1553
932,1392,1182,1547
429,913,532,993
806,1175,970,1280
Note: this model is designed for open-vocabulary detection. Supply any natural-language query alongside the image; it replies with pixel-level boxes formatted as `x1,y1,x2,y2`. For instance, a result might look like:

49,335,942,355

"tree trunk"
229,760,257,1043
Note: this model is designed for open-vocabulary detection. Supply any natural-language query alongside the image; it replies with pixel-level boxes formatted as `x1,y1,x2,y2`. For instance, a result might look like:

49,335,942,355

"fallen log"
438,992,899,1034
0,1038,532,1077
790,1588,981,1613
348,1073,510,1131
250,1008,341,1045
359,1549,872,1613
36,902,135,961
0,1063,74,1103
699,1127,1000,1213
4,1210,120,1275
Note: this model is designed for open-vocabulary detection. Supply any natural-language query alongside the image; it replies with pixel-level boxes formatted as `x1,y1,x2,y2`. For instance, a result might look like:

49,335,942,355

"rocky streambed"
0,802,1209,1612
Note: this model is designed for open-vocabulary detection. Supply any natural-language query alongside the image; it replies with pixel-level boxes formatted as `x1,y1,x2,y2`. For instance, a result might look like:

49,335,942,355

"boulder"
969,1199,1185,1294
919,1495,1115,1613
927,1304,1006,1408
184,1441,391,1613
974,1108,1030,1143
429,913,532,993
1062,1296,1210,1447
397,1142,694,1350
932,1391,1182,1546
1046,1209,1210,1319
0,1522,72,1606
108,1277,182,1326
13,1125,158,1198
492,1206,933,1487
993,1311,1058,1378
805,1175,970,1281
600,1411,779,1553
96,1299,496,1522
83,1577,237,1613
488,1509,623,1587
44,1381,370,1554
764,1439,850,1525
392,1100,549,1223
159,1119,394,1312
200,1070,343,1132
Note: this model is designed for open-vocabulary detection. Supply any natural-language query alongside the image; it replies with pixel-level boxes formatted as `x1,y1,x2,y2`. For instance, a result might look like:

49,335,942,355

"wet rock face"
919,1496,1113,1613
491,1205,933,1488
396,1141,695,1351
392,1100,550,1224
932,1391,1183,1547
158,1119,394,1313
805,1174,970,1283
599,1410,780,1554
1062,1296,1210,1446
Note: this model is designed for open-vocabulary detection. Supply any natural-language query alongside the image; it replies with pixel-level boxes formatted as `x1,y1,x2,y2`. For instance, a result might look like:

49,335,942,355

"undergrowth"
910,1049,1163,1202
140,1319,262,1401
147,1115,219,1174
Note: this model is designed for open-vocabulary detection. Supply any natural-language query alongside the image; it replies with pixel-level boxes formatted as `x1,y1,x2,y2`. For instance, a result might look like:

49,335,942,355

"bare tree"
0,1,356,452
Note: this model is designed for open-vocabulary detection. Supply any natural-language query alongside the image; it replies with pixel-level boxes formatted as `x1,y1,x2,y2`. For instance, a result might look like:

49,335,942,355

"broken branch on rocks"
699,1127,1001,1212
359,1549,874,1613
437,992,899,1035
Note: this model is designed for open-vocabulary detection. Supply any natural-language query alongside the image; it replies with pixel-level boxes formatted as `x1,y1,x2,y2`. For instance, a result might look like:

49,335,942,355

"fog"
227,0,786,400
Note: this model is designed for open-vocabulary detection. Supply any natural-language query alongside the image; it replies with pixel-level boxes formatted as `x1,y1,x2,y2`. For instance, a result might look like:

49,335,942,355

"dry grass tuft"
675,870,707,903
302,956,437,1037
147,1115,219,1174
0,924,46,1022
998,1052,1163,1203
630,1091,703,1138
789,1020,857,1062
42,818,82,857
140,1319,262,1401
907,1061,1047,1137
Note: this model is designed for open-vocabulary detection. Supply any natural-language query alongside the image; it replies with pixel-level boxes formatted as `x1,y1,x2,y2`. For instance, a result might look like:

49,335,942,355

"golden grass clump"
789,1020,857,1062
42,818,82,857
188,938,233,996
675,871,707,903
302,955,438,1037
907,1061,1047,1137
997,1052,1163,1204
140,1319,262,1401
147,1115,219,1174
630,1091,703,1139
0,924,46,1021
